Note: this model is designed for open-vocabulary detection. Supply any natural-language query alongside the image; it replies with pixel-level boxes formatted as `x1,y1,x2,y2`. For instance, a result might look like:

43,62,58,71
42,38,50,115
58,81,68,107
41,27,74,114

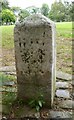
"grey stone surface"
3,81,15,86
0,66,16,72
56,82,69,88
49,111,72,118
56,90,70,98
14,14,56,107
59,100,74,109
56,71,72,80
5,71,16,75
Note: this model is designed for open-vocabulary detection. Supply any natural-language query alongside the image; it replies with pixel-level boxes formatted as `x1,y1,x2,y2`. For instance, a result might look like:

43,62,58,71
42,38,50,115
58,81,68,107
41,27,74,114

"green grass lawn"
56,22,72,74
0,22,73,74
56,22,72,38
0,25,14,49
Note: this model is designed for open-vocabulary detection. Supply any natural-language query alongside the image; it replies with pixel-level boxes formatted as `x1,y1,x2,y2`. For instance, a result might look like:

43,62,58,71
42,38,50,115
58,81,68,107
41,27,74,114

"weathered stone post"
14,14,56,107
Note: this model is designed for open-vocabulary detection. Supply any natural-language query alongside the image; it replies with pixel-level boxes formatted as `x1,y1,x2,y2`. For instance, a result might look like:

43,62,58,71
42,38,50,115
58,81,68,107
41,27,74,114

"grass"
56,22,72,30
0,22,73,74
2,91,16,115
56,22,72,74
56,22,72,38
0,72,16,115
0,25,14,49
56,38,72,74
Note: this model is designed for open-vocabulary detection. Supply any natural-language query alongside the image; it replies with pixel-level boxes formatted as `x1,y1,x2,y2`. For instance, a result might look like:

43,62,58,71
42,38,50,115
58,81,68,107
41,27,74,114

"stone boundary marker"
14,14,56,107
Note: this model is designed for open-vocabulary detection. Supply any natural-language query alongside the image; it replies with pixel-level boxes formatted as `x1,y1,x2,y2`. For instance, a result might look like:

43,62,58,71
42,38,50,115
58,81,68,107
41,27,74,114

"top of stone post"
15,14,55,27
